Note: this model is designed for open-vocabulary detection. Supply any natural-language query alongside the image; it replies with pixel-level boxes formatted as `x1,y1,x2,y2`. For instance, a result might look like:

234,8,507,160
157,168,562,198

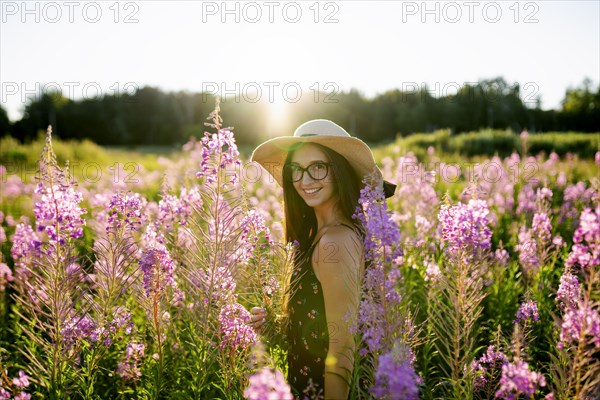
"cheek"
292,181,302,194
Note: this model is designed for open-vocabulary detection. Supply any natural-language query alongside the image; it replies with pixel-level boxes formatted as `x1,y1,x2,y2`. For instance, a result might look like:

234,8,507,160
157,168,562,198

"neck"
314,197,345,230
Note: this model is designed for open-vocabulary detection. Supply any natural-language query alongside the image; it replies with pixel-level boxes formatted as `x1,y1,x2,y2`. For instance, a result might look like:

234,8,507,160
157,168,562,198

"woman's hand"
249,307,266,332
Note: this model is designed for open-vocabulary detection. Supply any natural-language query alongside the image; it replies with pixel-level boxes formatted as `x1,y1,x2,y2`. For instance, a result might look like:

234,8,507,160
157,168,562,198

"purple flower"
558,304,600,349
494,248,510,267
218,303,257,351
536,188,553,203
514,300,540,324
516,184,536,215
520,130,529,139
516,228,539,273
33,183,86,245
12,370,30,389
106,192,146,234
423,257,441,282
437,199,492,261
357,263,403,354
495,360,546,399
192,265,237,304
243,368,293,400
574,207,600,244
560,183,598,223
370,344,420,400
10,223,41,270
14,392,31,400
62,313,97,350
566,207,599,270
158,187,202,229
111,306,134,337
556,272,580,310
0,263,14,291
531,212,552,243
354,174,402,263
117,342,145,381
196,127,241,187
139,225,178,299
471,345,508,391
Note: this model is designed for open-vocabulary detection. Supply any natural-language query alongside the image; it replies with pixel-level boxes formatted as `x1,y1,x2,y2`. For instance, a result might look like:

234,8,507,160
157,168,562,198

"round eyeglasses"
284,162,333,182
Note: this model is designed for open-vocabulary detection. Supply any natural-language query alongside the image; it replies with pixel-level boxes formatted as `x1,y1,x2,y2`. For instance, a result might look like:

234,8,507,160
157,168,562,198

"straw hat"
251,119,396,198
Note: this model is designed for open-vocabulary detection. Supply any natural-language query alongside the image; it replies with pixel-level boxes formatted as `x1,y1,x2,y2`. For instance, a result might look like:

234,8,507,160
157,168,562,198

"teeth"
304,188,320,194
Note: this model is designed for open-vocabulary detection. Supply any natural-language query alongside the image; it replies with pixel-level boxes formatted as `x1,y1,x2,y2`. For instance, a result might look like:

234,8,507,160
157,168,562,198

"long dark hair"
283,142,363,255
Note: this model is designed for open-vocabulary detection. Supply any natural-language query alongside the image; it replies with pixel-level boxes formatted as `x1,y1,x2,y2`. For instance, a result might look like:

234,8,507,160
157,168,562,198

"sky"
1,0,599,123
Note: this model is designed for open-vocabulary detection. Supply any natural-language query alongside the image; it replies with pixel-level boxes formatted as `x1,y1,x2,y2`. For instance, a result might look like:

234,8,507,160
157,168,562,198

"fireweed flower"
236,209,274,265
158,186,202,230
196,127,241,187
12,370,30,389
556,272,580,310
370,343,420,400
240,209,273,246
106,192,147,234
494,248,510,267
356,264,403,354
516,184,537,215
218,303,257,351
10,223,41,270
192,264,237,305
559,182,598,222
514,300,540,324
471,345,508,391
33,182,86,246
536,187,553,203
566,207,600,270
117,342,145,381
62,312,97,351
243,367,293,400
354,175,402,263
423,256,441,282
531,212,552,244
393,154,439,218
516,228,539,273
138,242,178,299
558,304,600,349
437,199,492,261
353,175,407,355
0,263,13,290
495,360,546,400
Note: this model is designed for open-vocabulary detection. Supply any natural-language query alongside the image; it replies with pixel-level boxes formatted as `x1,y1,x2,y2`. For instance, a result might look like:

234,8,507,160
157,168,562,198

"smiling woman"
250,119,396,399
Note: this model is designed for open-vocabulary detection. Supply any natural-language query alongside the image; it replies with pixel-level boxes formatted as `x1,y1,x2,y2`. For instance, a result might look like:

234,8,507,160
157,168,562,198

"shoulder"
313,225,363,270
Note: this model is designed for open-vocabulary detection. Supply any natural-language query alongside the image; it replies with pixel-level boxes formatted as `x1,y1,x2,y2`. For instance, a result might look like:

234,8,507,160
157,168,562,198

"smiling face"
289,143,338,211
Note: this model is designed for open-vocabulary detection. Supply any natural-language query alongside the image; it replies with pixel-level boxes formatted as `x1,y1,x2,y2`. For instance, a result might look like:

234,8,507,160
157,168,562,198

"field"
0,113,599,400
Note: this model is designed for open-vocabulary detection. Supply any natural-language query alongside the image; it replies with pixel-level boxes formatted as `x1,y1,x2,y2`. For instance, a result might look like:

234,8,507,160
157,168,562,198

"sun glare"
266,96,289,134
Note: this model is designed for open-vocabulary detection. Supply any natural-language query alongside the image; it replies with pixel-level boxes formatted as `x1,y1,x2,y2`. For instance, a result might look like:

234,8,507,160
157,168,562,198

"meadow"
0,108,598,400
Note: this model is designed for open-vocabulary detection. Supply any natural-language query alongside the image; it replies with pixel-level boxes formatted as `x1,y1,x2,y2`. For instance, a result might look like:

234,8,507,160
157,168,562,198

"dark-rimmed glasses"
283,162,333,182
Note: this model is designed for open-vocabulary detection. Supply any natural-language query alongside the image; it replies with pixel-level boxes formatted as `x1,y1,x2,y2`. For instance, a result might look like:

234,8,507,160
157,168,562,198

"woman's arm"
313,228,363,400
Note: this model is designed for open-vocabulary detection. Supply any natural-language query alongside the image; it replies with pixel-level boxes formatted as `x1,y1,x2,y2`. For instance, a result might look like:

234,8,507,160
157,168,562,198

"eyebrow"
289,160,328,167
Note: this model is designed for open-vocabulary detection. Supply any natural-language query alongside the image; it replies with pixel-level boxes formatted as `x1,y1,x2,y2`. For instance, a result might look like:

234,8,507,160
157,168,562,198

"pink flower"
243,368,293,400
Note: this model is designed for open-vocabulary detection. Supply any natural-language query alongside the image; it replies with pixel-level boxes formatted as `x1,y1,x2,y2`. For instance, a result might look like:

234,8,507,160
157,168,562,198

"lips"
303,187,322,195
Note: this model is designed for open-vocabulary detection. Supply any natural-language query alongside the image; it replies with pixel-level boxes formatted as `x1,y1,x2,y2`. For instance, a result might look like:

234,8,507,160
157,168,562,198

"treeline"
1,77,598,146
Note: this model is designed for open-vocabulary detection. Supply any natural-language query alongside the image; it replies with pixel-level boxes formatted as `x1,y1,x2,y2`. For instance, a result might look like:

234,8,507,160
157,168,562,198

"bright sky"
1,0,599,123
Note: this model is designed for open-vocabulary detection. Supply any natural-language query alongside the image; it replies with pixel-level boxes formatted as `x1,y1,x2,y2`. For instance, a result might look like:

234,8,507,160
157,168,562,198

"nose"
300,169,314,185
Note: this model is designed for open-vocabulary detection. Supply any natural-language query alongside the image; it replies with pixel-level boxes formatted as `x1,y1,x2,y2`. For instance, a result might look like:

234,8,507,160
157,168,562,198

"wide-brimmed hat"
251,119,396,198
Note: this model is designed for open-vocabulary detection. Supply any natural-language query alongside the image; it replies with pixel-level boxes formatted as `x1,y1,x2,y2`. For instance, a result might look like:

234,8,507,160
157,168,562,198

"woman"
249,120,395,400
